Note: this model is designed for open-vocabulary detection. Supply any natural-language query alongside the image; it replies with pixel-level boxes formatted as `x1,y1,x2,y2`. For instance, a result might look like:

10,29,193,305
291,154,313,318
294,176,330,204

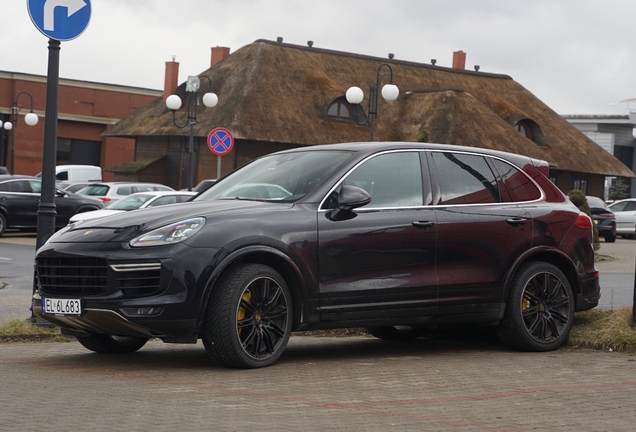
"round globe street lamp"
166,75,218,191
2,92,39,174
346,63,399,141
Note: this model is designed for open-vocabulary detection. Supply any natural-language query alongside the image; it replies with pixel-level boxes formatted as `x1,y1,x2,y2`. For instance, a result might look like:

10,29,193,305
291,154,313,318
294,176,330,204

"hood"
50,199,293,243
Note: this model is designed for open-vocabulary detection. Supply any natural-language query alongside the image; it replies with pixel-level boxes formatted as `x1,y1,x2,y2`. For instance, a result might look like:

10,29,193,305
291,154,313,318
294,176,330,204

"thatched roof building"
104,39,634,193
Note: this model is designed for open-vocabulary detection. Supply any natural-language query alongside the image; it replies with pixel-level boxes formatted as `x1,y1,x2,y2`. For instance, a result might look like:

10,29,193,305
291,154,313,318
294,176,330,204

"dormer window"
513,119,548,147
514,121,532,139
326,97,356,123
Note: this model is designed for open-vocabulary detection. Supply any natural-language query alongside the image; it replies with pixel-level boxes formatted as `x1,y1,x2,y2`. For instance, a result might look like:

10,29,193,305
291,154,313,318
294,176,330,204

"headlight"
129,218,206,247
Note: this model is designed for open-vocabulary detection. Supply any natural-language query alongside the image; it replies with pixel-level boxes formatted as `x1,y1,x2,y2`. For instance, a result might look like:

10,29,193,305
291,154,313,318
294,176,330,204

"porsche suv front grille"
38,257,108,295
37,259,162,297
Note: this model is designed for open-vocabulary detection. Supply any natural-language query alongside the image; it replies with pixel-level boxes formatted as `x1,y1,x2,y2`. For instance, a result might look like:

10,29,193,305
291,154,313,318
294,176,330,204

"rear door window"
432,152,500,205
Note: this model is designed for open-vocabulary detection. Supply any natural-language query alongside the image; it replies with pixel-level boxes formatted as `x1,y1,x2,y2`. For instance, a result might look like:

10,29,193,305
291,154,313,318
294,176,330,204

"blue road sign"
28,0,91,42
208,128,234,156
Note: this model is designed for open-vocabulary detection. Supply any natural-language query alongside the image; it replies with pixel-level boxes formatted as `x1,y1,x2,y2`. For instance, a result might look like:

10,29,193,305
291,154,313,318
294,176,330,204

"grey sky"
3,0,634,115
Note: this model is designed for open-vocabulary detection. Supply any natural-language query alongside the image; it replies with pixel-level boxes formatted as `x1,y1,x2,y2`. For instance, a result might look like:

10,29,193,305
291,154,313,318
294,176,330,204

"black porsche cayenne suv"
33,142,599,368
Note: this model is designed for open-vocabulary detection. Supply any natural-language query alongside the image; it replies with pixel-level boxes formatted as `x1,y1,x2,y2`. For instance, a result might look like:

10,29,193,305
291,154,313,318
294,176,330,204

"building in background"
105,39,634,194
0,71,161,180
564,114,636,198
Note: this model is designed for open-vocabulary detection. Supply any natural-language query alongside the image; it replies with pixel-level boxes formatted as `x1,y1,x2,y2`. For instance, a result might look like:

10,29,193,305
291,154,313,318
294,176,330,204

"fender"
499,244,578,316
196,243,312,329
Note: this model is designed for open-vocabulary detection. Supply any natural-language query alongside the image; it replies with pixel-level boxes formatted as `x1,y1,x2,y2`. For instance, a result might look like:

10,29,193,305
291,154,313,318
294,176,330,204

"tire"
496,262,574,352
366,326,425,341
202,264,292,369
0,212,6,237
76,334,149,354
604,231,616,243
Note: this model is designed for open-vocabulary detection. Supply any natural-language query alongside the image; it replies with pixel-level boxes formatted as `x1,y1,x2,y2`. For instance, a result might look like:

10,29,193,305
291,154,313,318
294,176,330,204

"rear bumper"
577,271,601,312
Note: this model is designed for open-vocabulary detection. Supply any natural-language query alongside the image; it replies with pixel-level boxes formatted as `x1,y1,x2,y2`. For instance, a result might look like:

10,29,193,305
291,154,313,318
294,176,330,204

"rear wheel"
0,212,6,237
497,262,573,352
202,264,292,369
76,334,148,354
366,326,425,341
604,231,616,242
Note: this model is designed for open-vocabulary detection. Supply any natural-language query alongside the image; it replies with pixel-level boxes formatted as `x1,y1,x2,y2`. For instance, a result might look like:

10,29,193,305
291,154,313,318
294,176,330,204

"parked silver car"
69,191,196,224
608,198,636,239
74,182,174,204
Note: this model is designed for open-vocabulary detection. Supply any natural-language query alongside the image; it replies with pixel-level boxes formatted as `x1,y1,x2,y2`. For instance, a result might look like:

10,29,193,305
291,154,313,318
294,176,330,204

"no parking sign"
208,127,234,179
207,127,234,156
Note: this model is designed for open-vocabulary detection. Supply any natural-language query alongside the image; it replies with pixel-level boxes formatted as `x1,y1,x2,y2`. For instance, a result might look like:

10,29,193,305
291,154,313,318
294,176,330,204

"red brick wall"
0,72,160,176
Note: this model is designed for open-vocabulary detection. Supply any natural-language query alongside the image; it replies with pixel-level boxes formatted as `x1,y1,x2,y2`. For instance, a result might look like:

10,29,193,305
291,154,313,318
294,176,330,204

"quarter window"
491,159,541,202
432,152,500,205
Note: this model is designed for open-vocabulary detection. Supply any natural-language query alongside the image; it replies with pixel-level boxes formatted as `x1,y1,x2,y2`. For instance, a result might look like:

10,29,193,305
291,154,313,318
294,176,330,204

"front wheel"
76,334,148,354
497,262,574,352
202,264,292,369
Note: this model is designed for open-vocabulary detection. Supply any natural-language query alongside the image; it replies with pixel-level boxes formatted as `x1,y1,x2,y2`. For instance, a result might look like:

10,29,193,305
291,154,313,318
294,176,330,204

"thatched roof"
104,39,634,178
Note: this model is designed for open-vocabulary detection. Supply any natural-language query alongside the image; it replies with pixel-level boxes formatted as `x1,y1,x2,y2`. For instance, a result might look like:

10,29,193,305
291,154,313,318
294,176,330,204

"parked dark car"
0,175,104,236
192,179,217,193
33,142,599,369
585,195,616,242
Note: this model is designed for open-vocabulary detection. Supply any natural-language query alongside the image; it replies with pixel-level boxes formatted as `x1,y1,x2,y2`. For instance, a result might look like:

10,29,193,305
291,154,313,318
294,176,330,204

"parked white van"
36,165,102,182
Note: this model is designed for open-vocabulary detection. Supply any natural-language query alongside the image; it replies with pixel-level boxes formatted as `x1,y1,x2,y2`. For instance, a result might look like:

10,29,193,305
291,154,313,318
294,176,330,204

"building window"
325,97,356,123
513,119,549,147
572,175,589,194
514,121,533,140
57,138,101,166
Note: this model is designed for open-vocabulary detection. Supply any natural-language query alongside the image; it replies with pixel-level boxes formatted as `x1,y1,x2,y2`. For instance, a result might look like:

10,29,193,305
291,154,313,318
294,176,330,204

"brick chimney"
163,58,179,102
452,50,466,69
211,46,230,67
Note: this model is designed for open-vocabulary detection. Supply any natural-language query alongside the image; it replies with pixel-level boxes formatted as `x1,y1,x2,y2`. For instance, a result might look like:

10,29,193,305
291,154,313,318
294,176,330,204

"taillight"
574,213,593,230
599,212,614,217
99,197,111,203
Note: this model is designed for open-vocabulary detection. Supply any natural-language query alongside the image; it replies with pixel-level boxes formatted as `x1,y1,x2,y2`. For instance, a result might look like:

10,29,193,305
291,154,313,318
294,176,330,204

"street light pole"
346,63,399,141
2,92,39,174
166,75,218,191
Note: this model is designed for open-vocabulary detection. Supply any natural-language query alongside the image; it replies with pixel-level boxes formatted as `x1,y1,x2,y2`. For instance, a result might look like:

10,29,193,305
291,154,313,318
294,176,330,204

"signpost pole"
217,156,222,180
27,0,91,321
36,38,61,251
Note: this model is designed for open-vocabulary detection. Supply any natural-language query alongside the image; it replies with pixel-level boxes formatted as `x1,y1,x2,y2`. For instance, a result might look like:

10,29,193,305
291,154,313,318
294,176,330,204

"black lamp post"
345,63,399,141
165,75,218,191
2,92,39,174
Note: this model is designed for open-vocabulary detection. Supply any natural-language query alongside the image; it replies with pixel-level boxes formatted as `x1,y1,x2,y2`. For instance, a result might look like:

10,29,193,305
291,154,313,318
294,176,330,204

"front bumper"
33,241,222,338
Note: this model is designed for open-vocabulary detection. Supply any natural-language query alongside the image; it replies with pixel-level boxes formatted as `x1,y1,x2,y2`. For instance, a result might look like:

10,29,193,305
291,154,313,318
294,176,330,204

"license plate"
42,298,82,316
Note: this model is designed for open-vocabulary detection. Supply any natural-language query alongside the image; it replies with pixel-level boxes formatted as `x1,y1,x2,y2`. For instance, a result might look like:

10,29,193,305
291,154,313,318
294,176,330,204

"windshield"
195,150,353,202
106,194,154,210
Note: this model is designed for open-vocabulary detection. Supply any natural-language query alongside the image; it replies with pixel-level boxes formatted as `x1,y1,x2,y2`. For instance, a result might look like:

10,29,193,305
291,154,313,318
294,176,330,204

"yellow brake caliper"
237,290,251,334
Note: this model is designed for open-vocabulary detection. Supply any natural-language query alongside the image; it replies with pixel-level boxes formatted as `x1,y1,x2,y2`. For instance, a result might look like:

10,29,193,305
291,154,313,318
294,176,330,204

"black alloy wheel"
203,264,292,369
497,262,574,351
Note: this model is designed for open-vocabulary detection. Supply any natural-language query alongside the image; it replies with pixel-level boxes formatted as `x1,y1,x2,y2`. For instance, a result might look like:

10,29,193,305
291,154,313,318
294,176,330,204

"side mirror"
326,185,371,221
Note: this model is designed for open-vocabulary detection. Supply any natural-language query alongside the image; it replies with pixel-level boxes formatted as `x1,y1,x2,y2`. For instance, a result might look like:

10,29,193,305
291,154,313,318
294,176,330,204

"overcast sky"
3,0,635,115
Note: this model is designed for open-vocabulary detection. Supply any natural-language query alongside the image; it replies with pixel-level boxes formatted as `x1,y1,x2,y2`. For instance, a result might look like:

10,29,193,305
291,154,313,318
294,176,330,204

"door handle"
412,221,435,230
506,218,526,225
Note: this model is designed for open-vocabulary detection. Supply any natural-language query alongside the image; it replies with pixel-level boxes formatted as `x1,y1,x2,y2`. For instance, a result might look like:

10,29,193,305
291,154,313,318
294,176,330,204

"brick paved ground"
2,336,636,431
